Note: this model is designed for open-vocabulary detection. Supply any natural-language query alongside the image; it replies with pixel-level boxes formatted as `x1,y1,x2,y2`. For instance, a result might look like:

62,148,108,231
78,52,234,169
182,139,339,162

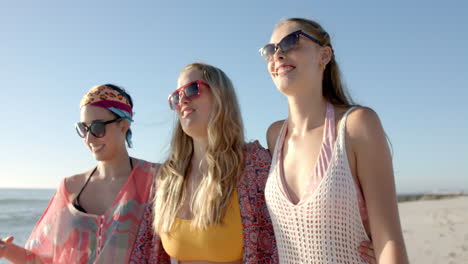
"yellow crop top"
159,190,243,262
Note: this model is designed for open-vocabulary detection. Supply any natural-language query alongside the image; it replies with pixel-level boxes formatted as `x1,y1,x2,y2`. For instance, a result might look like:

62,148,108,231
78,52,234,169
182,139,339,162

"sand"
399,196,468,264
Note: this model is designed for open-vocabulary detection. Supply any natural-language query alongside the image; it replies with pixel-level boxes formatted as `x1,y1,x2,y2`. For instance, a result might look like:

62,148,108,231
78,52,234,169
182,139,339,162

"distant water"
0,188,464,263
0,188,54,263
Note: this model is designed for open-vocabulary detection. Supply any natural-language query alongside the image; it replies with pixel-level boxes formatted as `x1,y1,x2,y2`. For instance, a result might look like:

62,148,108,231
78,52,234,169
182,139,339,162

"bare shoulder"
347,107,384,136
344,107,387,150
64,170,93,197
266,119,285,152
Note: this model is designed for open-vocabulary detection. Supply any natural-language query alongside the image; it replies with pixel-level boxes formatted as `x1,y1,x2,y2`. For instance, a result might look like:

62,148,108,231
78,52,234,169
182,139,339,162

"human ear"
320,46,333,67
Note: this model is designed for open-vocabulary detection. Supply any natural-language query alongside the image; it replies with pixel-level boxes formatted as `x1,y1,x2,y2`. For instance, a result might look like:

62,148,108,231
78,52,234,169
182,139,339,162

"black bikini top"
72,158,133,213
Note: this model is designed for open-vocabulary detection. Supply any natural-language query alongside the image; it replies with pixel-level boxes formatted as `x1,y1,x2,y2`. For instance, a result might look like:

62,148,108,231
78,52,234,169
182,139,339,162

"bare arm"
348,108,409,264
0,237,44,264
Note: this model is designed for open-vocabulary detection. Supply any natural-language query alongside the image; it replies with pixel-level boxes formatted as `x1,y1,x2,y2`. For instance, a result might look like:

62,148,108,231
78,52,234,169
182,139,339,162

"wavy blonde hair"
154,63,244,232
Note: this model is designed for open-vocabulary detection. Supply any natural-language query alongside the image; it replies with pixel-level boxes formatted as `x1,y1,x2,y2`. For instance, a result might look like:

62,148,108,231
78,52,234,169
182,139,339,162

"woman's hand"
0,236,37,263
0,236,14,258
359,240,376,263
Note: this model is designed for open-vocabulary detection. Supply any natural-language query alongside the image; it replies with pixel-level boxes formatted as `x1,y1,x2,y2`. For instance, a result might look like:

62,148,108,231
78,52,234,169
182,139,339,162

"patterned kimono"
135,141,278,264
25,142,277,263
24,159,168,264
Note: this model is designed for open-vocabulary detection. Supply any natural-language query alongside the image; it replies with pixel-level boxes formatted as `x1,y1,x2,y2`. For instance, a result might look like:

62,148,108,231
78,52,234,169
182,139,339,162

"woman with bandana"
0,84,169,264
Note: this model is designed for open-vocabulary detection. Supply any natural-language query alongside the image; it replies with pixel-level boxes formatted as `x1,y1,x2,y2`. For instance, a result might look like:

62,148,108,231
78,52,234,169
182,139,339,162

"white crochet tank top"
265,107,369,263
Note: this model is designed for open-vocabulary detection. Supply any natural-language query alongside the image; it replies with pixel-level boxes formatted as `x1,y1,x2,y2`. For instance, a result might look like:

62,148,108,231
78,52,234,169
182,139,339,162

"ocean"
1,188,463,263
0,188,55,263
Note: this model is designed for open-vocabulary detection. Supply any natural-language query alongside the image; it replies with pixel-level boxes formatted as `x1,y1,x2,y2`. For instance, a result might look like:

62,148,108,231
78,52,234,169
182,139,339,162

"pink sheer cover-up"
24,159,164,264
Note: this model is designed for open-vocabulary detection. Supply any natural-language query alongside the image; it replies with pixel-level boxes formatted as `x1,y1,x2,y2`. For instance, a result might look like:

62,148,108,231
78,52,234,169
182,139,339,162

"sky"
0,0,467,194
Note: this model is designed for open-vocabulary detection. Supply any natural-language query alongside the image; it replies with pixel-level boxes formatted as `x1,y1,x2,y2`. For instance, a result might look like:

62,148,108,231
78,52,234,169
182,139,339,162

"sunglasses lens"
169,92,179,110
279,33,299,53
76,123,87,138
260,44,276,59
90,122,106,138
184,83,199,99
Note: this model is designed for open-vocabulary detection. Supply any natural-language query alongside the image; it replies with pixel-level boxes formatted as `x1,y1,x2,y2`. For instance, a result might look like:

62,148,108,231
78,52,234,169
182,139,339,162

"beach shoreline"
398,193,467,203
1,191,467,263
398,196,468,264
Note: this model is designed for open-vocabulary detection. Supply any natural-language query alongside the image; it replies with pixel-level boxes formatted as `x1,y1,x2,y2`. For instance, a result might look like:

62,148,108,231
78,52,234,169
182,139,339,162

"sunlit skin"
166,69,241,264
176,70,214,143
65,105,134,216
80,105,128,162
267,24,330,97
1,105,134,263
266,21,408,264
174,69,214,222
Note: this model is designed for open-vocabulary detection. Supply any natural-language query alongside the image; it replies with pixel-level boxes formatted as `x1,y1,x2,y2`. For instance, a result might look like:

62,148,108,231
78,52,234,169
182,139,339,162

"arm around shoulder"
347,107,409,264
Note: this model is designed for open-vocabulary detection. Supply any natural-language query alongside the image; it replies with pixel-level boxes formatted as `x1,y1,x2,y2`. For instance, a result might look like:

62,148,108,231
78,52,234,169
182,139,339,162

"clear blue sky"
0,0,467,193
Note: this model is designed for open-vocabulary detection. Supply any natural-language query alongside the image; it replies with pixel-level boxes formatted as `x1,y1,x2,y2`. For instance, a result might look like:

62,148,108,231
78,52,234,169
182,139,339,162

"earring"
320,62,325,70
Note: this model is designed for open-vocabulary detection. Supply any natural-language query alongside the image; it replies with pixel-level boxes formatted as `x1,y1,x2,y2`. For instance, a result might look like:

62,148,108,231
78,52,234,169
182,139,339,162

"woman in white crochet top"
260,18,409,263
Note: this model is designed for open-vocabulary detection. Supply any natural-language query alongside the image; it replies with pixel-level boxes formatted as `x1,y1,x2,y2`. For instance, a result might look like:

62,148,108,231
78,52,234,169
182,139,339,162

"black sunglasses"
259,30,323,60
75,117,122,138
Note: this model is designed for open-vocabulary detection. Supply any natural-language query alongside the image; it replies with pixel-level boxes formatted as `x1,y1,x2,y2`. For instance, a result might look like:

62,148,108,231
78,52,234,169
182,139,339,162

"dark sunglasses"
259,30,323,60
75,117,122,138
168,80,210,110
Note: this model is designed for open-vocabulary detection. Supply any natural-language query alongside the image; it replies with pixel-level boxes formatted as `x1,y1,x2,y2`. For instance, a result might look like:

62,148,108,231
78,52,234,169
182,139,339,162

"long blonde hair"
154,63,245,232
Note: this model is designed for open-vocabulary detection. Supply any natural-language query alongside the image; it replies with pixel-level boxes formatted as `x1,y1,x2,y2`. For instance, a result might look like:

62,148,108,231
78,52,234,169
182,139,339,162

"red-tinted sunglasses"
168,80,210,110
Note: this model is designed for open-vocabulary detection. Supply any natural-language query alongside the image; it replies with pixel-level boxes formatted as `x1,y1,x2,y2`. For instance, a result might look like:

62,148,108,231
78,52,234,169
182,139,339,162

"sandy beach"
399,196,468,264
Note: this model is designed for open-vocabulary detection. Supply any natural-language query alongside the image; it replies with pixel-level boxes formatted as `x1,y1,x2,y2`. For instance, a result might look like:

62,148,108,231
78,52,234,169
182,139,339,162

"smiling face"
267,22,329,95
176,69,214,139
79,105,127,161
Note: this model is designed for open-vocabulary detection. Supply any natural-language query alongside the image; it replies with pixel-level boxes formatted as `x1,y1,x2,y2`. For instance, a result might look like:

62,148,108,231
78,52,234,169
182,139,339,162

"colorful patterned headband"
80,85,133,116
80,85,134,148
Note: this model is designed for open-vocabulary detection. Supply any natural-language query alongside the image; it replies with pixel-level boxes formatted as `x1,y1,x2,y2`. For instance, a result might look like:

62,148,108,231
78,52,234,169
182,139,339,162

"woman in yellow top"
152,62,377,264
153,62,277,264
